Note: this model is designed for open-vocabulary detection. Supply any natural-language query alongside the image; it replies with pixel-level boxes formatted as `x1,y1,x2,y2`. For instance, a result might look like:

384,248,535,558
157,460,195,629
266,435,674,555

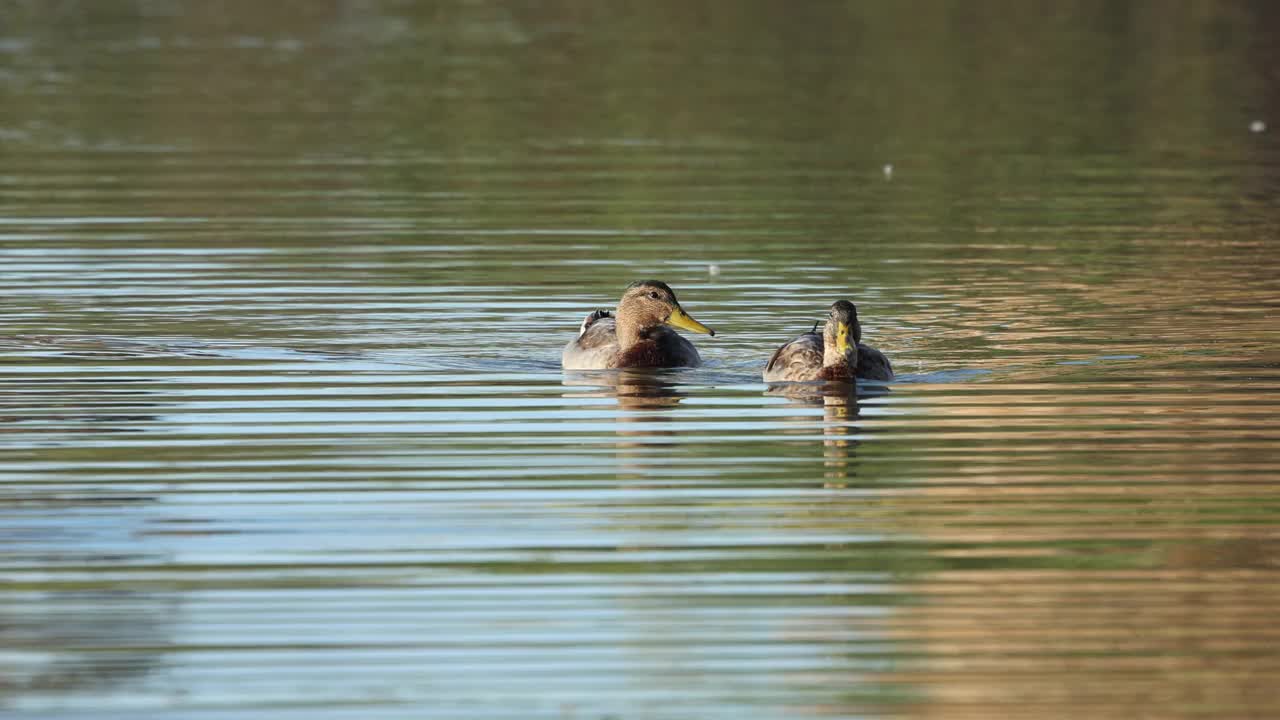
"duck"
762,300,894,382
561,280,716,369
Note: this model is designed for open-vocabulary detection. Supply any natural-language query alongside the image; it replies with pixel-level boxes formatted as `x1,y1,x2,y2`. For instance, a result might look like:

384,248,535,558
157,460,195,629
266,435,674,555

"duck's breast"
614,328,701,368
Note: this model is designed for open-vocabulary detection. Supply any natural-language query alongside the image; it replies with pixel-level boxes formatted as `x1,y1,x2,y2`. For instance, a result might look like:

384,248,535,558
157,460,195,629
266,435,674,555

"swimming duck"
561,280,715,369
762,300,894,382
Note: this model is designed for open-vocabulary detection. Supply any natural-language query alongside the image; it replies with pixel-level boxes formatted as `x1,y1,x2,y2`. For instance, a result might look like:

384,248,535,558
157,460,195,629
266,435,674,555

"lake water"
3,2,1279,718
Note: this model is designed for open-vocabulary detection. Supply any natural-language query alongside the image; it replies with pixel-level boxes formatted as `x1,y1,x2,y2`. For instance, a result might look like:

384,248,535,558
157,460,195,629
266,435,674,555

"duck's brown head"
615,280,715,344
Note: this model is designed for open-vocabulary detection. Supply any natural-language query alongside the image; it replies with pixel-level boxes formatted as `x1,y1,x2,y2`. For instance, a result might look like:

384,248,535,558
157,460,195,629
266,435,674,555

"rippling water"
4,2,1280,718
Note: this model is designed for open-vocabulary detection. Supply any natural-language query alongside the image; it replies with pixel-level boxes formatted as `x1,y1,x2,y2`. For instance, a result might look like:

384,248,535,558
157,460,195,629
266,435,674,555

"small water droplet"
1250,120,1266,133
707,263,721,276
882,164,894,179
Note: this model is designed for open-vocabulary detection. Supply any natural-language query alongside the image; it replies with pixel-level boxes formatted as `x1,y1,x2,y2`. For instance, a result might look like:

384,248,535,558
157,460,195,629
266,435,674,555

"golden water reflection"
870,379,1280,718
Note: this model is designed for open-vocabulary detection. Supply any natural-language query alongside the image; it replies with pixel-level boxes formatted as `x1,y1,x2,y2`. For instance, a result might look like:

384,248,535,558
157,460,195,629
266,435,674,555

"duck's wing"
762,332,823,382
855,342,894,381
562,315,620,369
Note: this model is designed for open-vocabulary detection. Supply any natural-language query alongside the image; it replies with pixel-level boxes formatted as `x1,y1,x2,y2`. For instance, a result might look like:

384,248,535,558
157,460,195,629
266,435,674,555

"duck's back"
762,332,824,382
561,316,620,369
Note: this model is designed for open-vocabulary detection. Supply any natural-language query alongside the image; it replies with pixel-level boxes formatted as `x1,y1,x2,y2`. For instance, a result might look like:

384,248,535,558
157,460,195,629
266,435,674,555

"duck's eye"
648,291,660,299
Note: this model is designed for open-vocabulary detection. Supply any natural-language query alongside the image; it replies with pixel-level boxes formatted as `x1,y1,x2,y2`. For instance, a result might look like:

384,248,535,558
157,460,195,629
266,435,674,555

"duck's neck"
614,311,649,349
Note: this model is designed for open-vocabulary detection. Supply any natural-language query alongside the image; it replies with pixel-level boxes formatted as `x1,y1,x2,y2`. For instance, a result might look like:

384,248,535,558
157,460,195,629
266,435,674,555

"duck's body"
762,331,836,382
855,343,894,382
561,281,714,370
562,312,703,369
762,301,894,383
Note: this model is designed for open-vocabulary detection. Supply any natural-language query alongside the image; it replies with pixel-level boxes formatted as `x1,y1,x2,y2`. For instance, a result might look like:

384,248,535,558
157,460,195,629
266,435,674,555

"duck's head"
822,300,859,368
617,280,715,337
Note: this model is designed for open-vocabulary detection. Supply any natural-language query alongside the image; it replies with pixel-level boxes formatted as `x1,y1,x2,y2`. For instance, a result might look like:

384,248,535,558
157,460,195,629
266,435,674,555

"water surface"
3,2,1280,718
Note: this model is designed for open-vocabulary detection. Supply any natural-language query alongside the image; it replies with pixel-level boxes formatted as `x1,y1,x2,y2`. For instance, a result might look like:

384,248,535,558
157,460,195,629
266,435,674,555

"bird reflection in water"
562,370,685,409
766,382,863,487
561,370,687,478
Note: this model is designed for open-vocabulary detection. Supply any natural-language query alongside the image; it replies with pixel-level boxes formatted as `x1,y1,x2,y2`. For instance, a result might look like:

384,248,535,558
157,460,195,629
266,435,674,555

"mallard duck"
561,280,715,369
762,300,895,382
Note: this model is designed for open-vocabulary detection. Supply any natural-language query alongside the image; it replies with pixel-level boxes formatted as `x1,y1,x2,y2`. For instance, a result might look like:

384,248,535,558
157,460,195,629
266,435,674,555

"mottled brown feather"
855,343,894,381
819,363,854,382
762,333,826,382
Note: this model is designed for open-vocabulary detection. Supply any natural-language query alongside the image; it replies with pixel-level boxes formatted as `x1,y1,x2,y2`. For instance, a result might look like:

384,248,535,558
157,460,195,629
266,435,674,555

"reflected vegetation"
3,589,178,705
2,0,1279,718
0,375,163,442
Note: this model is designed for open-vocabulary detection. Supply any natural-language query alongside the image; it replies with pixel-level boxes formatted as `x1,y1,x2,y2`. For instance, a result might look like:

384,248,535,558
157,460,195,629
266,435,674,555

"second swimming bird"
762,300,894,382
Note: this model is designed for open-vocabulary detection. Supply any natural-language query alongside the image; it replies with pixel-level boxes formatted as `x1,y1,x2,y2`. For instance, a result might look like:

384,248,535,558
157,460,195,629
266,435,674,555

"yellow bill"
835,322,851,354
667,306,715,336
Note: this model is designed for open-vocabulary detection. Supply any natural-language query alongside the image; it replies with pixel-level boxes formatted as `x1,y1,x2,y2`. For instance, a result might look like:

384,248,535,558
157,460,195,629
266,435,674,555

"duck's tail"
579,309,613,337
